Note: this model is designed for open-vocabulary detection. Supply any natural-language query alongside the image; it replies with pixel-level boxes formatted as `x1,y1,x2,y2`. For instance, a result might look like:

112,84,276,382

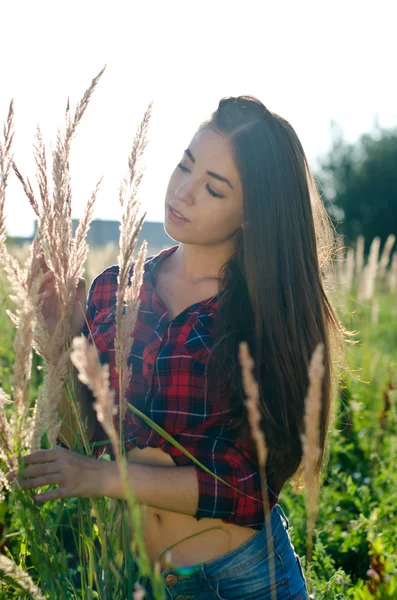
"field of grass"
281,277,397,599
0,238,396,599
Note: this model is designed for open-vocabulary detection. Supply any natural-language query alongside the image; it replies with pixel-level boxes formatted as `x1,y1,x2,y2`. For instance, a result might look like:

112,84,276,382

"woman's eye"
205,184,224,198
177,163,224,199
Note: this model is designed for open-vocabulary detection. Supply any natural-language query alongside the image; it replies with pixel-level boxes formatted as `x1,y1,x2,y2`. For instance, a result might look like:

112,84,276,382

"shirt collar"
144,245,179,281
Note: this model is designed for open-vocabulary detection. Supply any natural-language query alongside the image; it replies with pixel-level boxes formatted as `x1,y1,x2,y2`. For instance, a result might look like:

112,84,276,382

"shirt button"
164,573,178,586
148,363,153,370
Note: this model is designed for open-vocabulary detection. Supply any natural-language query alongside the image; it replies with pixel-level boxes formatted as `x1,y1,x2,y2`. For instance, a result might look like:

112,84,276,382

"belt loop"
275,503,290,529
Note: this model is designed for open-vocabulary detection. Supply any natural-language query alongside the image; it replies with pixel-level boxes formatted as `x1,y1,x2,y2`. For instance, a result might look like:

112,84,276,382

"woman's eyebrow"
184,147,234,190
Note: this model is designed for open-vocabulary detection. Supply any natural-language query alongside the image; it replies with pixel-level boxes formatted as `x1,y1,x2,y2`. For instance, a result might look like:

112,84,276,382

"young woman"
20,95,350,599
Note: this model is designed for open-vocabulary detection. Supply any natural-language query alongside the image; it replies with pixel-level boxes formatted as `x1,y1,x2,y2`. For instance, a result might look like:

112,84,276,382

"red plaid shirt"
82,245,279,528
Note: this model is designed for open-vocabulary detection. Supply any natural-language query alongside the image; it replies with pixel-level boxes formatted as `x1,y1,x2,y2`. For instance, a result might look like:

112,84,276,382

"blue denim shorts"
141,503,308,599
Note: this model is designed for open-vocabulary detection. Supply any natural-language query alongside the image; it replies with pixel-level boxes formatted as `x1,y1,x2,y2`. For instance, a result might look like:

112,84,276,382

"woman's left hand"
6,447,106,502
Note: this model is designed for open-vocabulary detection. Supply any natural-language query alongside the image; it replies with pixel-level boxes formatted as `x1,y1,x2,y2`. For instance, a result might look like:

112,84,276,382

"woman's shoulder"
86,264,121,311
91,263,121,287
86,254,154,310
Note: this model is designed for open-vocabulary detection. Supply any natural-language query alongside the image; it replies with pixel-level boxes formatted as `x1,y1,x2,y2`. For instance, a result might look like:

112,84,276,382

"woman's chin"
164,223,183,242
164,221,191,243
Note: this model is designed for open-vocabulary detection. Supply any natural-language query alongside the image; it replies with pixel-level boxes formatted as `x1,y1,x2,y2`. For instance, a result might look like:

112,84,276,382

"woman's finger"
23,449,59,465
39,270,55,285
19,473,63,490
38,289,52,301
39,250,50,273
35,487,67,502
42,270,54,281
38,274,55,296
17,462,59,479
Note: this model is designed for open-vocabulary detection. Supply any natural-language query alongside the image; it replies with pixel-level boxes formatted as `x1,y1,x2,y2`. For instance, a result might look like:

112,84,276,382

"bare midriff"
124,446,258,569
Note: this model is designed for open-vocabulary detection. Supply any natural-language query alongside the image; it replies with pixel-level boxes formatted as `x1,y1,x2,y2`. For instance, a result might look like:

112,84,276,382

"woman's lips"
167,205,190,224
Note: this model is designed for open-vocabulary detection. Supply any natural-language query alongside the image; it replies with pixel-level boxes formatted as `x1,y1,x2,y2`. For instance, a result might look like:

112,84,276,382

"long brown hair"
199,96,357,496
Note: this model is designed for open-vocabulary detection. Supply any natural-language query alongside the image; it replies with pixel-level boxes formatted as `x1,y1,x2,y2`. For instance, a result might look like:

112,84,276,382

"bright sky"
1,0,396,237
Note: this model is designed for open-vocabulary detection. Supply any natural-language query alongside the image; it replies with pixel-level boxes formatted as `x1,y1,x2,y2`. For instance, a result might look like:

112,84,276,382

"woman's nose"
175,183,194,205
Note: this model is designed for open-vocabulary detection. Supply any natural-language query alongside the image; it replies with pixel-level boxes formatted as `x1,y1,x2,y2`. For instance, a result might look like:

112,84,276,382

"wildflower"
133,582,146,599
366,568,381,582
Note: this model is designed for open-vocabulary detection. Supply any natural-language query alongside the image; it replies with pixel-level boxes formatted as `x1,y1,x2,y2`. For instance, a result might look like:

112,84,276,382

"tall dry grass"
0,554,46,600
0,66,167,599
238,341,276,600
239,339,327,598
330,233,396,301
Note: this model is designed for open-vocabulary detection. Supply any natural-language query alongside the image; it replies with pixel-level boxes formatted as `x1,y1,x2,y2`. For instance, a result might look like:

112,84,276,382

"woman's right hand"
38,251,87,338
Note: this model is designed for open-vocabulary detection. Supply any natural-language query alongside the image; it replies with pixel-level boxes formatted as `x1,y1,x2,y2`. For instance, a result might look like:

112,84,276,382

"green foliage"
315,120,397,249
1,270,396,598
0,276,44,401
0,278,166,599
281,290,397,598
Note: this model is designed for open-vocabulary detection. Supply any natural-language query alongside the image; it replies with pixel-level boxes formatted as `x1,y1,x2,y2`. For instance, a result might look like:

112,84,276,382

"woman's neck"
165,240,237,284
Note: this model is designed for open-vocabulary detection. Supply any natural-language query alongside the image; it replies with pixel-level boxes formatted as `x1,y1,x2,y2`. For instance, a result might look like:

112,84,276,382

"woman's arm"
10,443,275,523
9,448,199,516
101,461,199,516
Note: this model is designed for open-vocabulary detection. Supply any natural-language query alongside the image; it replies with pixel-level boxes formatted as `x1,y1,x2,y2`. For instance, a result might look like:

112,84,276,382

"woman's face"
164,126,244,246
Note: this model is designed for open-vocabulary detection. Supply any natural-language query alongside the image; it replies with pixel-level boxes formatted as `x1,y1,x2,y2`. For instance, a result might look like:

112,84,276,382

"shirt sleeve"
82,265,118,342
168,438,279,528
